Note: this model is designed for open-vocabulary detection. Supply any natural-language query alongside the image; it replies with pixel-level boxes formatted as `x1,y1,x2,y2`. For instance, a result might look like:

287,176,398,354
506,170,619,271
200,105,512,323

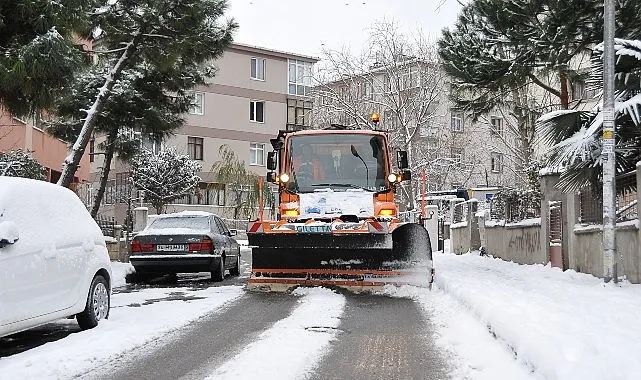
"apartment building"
0,108,89,183
89,43,318,222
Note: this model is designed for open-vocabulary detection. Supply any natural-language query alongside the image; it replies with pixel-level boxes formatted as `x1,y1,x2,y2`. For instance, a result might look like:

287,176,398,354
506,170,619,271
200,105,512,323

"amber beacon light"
370,112,380,124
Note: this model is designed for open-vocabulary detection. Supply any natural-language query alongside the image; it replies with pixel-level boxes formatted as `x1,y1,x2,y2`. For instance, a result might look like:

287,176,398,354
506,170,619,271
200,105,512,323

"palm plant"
537,38,641,192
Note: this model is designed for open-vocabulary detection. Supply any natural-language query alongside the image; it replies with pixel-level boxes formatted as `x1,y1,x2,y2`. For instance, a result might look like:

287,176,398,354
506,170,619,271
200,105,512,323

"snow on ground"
205,287,346,380
1,279,244,379
110,261,135,288
425,248,641,380
382,285,541,380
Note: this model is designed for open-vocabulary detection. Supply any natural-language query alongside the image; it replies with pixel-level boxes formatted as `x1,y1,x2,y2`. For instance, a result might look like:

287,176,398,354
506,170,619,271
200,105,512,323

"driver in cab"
293,143,326,181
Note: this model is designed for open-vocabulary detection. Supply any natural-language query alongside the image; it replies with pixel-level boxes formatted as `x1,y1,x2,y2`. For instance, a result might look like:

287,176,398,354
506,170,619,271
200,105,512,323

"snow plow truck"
247,121,434,292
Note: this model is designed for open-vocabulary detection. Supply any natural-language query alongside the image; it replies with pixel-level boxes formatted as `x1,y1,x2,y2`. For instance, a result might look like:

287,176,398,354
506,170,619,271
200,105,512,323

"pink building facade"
0,107,89,183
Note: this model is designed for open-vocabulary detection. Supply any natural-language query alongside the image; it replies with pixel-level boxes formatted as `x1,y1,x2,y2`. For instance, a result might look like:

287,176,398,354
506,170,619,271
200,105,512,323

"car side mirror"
0,221,19,248
397,151,409,169
229,229,237,236
267,152,277,170
266,172,277,183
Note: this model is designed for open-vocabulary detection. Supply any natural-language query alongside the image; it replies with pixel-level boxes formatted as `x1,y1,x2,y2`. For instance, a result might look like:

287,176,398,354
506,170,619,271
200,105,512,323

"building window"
251,57,265,80
250,100,265,123
250,143,265,166
288,59,313,96
491,152,504,173
188,137,204,160
451,147,464,165
143,135,162,154
451,112,463,132
571,79,586,101
490,117,503,136
89,139,95,163
400,66,419,90
287,98,313,127
189,92,204,115
420,123,437,138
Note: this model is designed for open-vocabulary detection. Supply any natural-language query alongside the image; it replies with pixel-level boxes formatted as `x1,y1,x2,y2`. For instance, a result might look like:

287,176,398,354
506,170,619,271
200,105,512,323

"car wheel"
125,271,150,284
211,257,225,282
229,254,240,276
77,275,110,330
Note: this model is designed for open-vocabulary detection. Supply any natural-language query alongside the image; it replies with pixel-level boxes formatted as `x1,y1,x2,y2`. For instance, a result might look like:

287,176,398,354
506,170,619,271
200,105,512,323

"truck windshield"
285,133,389,193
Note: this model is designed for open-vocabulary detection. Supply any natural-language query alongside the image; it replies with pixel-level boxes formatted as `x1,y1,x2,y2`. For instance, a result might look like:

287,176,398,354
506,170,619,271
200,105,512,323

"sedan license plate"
156,244,188,252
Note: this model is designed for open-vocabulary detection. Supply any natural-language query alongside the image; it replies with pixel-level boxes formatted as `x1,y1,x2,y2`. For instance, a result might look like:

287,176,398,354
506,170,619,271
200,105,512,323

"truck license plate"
156,244,188,251
296,225,331,233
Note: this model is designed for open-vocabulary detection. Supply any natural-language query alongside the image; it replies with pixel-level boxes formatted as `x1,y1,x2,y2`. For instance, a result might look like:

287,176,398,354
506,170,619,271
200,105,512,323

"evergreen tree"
131,148,201,214
0,0,93,117
56,0,237,187
438,0,641,189
537,38,641,192
439,0,641,114
49,57,206,217
0,150,46,180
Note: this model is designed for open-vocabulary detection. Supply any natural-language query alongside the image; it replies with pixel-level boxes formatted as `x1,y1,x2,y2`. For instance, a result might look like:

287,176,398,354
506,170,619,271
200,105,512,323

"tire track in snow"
205,287,346,380
96,291,299,380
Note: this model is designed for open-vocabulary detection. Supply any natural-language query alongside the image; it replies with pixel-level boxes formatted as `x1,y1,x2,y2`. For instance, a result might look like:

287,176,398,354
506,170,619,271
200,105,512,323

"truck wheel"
77,275,110,330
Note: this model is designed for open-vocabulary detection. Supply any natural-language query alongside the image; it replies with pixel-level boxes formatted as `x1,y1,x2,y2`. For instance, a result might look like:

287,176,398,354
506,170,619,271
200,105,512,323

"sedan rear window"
149,216,210,230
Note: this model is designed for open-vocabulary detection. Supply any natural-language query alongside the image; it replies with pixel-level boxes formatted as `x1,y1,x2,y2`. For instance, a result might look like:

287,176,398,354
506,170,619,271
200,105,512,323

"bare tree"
313,21,484,209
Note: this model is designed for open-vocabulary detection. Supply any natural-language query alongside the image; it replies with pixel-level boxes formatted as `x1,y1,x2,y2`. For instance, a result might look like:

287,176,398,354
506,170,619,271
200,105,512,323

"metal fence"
95,215,117,237
577,170,637,224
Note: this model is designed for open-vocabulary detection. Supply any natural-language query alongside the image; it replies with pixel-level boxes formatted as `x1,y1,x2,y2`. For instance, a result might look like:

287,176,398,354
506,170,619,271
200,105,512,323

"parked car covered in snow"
0,177,112,338
129,211,241,282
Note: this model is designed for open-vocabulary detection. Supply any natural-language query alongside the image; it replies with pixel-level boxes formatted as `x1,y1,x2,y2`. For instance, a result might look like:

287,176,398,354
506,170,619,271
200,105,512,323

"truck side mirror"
397,151,409,169
267,151,277,170
401,169,412,182
266,172,277,183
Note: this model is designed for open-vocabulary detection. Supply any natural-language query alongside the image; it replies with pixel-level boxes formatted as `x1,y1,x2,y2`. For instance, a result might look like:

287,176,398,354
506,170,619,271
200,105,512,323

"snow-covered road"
3,248,639,380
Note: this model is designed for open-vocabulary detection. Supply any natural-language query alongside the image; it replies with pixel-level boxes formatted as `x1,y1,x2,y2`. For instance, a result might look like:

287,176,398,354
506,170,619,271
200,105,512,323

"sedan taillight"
131,240,153,252
189,238,214,252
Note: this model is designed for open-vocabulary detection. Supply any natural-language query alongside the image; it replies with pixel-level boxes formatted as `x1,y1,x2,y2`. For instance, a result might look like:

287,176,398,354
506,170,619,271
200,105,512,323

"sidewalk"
433,250,641,380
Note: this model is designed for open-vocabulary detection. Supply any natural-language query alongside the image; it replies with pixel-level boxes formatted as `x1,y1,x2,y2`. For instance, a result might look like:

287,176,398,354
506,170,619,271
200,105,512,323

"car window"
148,216,210,230
214,217,229,235
209,216,222,234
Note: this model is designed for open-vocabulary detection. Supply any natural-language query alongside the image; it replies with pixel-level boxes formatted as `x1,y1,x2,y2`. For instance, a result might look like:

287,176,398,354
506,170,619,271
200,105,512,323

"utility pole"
602,0,617,283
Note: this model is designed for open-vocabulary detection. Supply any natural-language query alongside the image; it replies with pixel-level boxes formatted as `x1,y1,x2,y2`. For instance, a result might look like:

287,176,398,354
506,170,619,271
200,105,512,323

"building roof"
228,42,320,63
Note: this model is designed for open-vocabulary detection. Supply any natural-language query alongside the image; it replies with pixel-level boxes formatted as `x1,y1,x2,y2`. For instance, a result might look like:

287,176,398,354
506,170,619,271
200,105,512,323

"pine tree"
0,0,93,117
131,148,201,214
56,0,237,187
49,57,207,216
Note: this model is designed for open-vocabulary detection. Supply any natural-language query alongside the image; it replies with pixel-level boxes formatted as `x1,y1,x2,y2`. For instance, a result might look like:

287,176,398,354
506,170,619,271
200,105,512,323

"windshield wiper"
311,183,373,191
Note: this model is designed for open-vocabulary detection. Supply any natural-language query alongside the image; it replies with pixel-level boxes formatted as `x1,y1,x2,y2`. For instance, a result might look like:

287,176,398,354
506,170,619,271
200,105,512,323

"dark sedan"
129,211,240,282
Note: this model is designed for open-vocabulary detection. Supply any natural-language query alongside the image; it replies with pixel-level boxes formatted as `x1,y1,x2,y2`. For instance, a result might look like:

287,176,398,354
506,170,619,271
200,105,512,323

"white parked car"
0,177,112,338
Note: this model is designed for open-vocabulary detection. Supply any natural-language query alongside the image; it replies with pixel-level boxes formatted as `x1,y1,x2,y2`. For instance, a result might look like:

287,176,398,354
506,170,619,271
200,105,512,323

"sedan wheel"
229,254,240,276
77,275,110,330
211,257,225,282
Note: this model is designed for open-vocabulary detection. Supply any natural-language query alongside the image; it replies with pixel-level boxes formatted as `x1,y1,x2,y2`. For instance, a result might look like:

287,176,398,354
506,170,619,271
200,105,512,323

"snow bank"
433,251,641,380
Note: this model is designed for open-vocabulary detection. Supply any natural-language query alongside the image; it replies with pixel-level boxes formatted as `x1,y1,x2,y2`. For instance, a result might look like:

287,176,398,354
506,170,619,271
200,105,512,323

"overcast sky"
226,0,463,58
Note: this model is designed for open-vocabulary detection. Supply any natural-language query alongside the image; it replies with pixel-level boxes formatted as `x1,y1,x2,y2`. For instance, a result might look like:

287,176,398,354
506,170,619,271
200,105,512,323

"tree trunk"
90,134,116,218
560,73,569,109
57,37,139,188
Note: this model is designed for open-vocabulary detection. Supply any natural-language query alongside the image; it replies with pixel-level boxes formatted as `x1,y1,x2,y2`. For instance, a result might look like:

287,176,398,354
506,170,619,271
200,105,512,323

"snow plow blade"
247,221,434,292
